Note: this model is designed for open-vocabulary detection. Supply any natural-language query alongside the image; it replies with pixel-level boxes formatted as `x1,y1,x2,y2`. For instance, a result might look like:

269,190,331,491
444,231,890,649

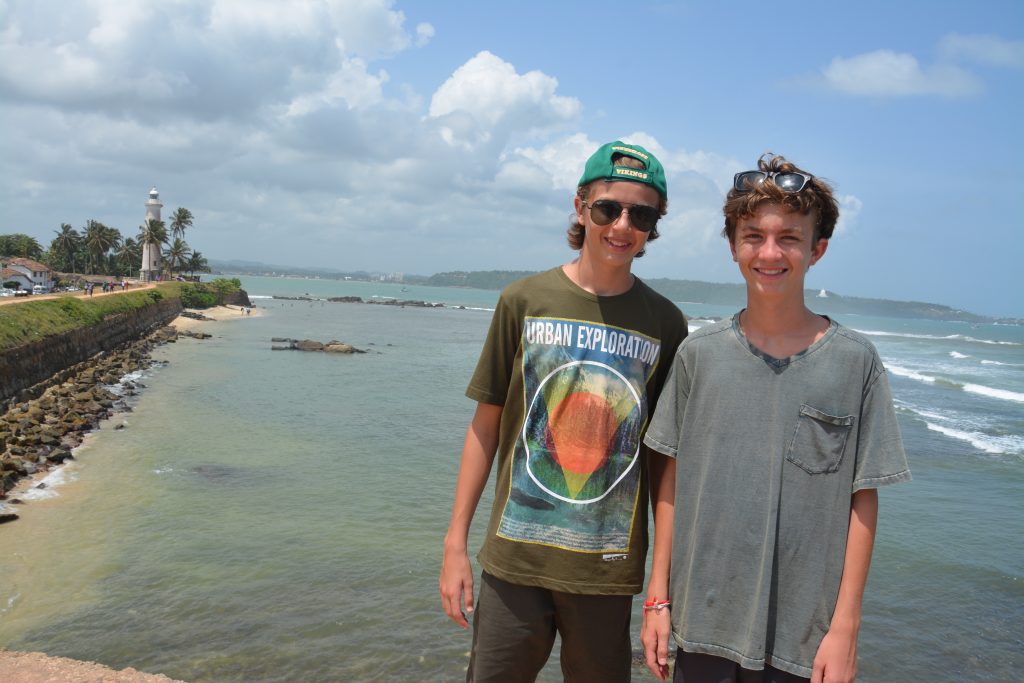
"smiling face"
574,181,660,274
730,203,828,302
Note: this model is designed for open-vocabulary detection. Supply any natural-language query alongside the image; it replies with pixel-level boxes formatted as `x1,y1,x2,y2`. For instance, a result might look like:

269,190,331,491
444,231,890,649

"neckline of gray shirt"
732,311,839,369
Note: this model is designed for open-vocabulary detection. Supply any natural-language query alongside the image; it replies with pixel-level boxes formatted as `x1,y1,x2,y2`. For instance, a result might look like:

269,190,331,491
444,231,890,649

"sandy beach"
169,304,263,332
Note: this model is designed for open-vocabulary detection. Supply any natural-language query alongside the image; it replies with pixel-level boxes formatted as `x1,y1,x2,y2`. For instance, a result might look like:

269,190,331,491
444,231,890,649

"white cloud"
415,22,434,48
0,0,425,120
284,58,390,116
86,0,153,48
429,51,581,146
322,0,419,59
821,50,982,97
514,133,597,191
834,194,863,236
939,33,1024,69
0,1,745,288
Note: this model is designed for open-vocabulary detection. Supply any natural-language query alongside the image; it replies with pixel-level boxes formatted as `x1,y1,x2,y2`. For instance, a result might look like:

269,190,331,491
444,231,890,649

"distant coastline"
210,261,1020,325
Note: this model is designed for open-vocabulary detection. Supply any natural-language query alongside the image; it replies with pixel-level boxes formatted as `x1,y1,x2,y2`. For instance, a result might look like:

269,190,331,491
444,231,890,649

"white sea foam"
981,359,1023,367
105,368,147,397
949,351,969,359
925,422,1023,455
1,591,19,616
887,364,937,384
18,466,77,500
901,404,950,423
963,383,1024,404
854,329,1019,346
460,306,496,313
887,365,1024,405
248,295,273,299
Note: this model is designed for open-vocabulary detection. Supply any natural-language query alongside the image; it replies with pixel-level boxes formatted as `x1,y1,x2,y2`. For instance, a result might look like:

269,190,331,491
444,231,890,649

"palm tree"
137,218,168,247
83,220,117,275
186,250,209,276
115,237,141,276
170,207,193,241
52,223,81,273
162,238,191,277
0,233,44,259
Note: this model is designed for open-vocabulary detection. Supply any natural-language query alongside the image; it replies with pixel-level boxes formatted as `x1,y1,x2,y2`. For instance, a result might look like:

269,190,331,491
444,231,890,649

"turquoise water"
0,275,1021,681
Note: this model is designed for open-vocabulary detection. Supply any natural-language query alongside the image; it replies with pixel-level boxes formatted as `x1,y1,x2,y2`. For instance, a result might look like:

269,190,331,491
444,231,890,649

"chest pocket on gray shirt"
786,404,855,474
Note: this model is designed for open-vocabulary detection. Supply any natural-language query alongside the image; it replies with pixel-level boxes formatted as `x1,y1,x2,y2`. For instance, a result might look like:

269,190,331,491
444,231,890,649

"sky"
1,1,1021,318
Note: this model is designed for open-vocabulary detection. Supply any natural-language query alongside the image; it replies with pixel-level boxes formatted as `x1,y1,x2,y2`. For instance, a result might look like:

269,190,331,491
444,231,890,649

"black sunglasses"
583,199,660,233
733,170,812,194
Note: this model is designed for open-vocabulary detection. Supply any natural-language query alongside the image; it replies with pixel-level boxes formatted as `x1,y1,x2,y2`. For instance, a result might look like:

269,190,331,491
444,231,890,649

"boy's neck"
563,258,635,297
739,298,829,359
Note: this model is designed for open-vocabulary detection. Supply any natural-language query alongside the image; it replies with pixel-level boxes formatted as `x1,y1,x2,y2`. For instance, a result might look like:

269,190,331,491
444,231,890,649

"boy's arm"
440,402,503,629
812,488,879,683
641,449,675,681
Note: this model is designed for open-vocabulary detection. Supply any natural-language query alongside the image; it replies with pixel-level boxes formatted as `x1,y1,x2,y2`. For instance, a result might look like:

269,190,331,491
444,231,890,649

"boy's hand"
439,547,474,629
640,607,672,680
811,626,857,683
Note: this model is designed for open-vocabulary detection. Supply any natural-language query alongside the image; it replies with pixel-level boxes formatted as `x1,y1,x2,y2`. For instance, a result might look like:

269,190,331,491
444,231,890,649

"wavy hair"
722,153,839,244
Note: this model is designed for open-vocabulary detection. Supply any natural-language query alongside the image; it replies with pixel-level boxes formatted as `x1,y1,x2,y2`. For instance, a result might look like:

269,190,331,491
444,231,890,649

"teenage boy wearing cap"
640,154,911,683
440,141,688,682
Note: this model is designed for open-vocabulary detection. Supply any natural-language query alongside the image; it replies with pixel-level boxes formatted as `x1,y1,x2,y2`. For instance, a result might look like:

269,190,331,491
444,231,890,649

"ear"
574,194,585,224
810,238,828,266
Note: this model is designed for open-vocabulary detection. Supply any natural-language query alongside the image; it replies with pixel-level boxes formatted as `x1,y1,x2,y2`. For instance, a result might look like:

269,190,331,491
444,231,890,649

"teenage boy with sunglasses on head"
641,154,911,683
441,141,688,682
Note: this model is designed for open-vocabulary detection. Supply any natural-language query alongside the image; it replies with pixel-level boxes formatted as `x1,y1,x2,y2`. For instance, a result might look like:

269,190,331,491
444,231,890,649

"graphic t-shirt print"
498,317,661,553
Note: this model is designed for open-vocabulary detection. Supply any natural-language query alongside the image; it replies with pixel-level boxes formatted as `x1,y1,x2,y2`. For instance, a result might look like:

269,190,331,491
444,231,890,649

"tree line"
0,207,208,278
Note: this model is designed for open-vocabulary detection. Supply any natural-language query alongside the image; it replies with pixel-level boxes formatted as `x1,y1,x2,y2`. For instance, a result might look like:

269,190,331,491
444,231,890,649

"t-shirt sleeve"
852,366,912,491
465,292,520,406
643,346,689,458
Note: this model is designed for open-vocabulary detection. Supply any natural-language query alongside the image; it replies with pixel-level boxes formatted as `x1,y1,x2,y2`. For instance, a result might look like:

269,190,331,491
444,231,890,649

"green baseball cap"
578,141,667,198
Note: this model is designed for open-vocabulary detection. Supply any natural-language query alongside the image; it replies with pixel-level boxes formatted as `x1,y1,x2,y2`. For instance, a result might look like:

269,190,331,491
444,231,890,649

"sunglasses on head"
583,199,660,233
733,170,812,194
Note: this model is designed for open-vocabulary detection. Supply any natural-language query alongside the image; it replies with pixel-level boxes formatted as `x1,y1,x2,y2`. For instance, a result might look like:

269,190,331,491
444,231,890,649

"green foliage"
3,280,20,290
210,277,241,296
178,278,239,308
179,285,218,309
0,233,44,259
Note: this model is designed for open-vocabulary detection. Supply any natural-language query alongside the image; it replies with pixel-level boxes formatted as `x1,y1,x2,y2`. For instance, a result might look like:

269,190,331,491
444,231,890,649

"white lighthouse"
139,186,163,282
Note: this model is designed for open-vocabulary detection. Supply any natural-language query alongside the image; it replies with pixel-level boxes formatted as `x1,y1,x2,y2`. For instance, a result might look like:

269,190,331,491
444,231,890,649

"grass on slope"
0,283,182,353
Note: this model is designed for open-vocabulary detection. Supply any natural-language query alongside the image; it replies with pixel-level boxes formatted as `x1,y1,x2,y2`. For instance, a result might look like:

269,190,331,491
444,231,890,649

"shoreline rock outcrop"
270,338,367,353
0,327,180,519
273,295,445,308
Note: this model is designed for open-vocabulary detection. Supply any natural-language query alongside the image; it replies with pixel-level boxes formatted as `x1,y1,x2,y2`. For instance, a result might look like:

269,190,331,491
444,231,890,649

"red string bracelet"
643,599,671,612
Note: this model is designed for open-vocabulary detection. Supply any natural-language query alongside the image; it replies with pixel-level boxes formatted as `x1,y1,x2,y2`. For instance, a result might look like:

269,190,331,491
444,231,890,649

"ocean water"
0,275,1020,682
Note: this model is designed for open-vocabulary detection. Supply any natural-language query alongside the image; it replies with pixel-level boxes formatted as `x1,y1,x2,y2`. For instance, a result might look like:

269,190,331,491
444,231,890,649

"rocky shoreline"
0,650,187,683
274,294,457,308
0,326,186,522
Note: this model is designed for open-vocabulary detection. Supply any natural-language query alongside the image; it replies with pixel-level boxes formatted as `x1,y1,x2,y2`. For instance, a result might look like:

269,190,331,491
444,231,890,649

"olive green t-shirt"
466,267,688,595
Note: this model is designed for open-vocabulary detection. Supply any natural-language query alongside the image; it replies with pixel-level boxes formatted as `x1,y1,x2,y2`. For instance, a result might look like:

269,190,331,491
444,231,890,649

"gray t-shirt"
644,314,911,677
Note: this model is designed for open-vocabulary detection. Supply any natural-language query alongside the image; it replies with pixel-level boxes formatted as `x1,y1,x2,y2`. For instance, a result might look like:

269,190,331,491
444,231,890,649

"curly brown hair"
722,153,839,244
567,154,667,257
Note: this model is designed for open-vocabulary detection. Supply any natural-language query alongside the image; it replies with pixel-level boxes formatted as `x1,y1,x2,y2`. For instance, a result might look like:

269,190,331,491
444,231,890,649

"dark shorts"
673,651,810,683
466,571,633,683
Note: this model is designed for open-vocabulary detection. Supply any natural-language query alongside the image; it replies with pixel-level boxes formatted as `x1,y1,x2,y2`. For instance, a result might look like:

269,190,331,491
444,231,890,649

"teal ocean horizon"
1,275,1021,681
